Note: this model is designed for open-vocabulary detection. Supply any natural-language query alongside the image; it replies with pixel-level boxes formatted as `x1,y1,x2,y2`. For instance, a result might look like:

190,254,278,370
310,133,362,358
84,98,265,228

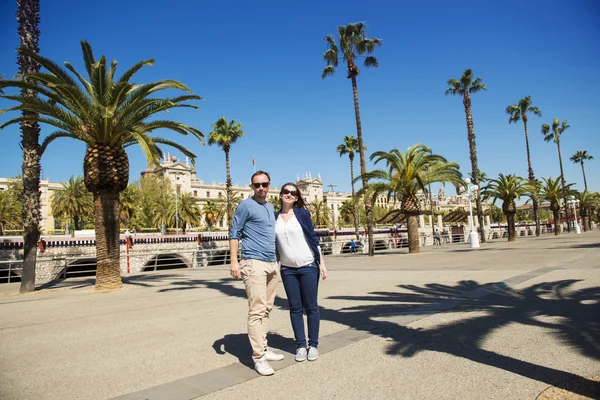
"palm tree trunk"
552,207,560,236
462,92,486,243
580,162,588,192
94,190,123,290
406,214,420,253
506,212,516,242
523,118,541,236
429,184,435,237
18,0,42,294
350,74,374,255
225,149,233,233
349,154,359,240
556,140,571,232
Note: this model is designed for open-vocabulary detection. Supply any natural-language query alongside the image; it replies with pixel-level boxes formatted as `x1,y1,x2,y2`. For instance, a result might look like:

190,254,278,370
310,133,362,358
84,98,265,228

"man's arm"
229,239,241,279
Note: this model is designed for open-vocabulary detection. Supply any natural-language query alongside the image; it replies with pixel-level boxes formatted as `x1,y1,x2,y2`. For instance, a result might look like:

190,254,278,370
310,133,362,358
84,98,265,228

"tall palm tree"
51,176,94,236
308,198,332,228
336,135,362,239
570,150,593,192
357,144,463,254
168,192,201,233
542,119,571,232
506,96,542,236
539,177,574,235
322,22,382,256
480,174,529,242
208,117,244,233
446,68,487,243
0,42,204,290
16,0,42,293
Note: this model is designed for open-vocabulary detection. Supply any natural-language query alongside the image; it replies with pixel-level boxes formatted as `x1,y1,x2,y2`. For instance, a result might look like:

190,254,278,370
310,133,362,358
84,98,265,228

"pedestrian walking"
275,183,327,363
229,171,284,376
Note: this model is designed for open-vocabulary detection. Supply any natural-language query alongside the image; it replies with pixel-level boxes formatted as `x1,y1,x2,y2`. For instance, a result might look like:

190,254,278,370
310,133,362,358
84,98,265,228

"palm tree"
0,42,204,290
0,191,21,236
336,135,363,238
151,192,172,235
322,22,382,256
446,68,487,243
570,150,593,192
542,119,571,232
308,198,332,228
16,0,42,293
357,144,463,254
574,191,599,232
480,174,529,242
539,177,575,235
203,200,226,231
208,117,244,232
506,96,542,236
339,200,355,226
51,176,93,236
168,192,201,233
119,184,140,226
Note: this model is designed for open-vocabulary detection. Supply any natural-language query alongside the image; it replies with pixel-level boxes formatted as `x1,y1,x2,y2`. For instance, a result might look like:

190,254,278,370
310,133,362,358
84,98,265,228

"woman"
275,182,327,362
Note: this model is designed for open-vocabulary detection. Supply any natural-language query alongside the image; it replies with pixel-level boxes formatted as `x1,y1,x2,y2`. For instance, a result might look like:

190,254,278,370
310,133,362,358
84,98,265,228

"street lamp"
327,183,337,230
124,229,132,273
567,195,581,234
175,184,180,235
461,178,480,248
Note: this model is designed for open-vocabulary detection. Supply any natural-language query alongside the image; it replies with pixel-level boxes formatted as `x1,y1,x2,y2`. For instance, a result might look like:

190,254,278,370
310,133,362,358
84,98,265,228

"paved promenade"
1,232,599,400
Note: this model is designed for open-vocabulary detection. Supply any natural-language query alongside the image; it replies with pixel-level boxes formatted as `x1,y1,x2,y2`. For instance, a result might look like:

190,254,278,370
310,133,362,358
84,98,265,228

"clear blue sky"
1,0,599,196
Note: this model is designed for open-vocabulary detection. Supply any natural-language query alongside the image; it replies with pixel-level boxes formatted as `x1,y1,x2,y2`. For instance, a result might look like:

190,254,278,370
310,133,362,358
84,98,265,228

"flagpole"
253,155,256,173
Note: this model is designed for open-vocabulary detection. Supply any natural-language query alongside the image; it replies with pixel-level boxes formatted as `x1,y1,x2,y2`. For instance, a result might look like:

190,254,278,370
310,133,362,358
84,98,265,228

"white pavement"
0,232,599,400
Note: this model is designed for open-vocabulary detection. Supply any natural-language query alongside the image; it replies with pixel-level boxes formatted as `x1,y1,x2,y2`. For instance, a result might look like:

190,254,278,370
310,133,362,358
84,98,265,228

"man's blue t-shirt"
230,197,276,262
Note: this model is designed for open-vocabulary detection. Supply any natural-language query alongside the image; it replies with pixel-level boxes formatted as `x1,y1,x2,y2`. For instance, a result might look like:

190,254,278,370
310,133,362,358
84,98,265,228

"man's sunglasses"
252,182,270,189
281,189,298,196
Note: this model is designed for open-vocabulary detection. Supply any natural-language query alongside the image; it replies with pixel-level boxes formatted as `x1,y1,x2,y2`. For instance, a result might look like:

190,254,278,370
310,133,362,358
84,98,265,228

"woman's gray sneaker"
307,347,319,361
295,347,307,362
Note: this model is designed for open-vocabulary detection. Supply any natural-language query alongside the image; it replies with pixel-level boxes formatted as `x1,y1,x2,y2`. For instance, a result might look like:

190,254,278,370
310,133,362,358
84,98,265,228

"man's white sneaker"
295,347,307,362
265,349,284,361
254,357,275,376
307,347,319,361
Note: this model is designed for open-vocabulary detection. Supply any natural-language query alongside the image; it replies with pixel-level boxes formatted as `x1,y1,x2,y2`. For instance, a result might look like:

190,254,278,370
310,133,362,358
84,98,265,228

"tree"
339,200,355,225
208,117,244,233
322,22,382,256
151,192,172,234
506,96,542,236
51,176,93,236
446,68,487,243
308,198,332,228
16,0,42,293
0,178,23,236
481,174,529,242
0,42,203,290
168,192,201,233
542,119,571,232
203,200,226,231
539,177,574,235
358,144,463,254
119,184,140,227
488,204,506,224
570,150,593,192
574,191,599,232
337,135,363,239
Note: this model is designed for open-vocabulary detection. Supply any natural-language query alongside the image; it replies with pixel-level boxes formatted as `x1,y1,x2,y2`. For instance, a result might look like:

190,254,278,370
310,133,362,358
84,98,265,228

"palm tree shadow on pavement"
212,333,296,369
177,276,599,397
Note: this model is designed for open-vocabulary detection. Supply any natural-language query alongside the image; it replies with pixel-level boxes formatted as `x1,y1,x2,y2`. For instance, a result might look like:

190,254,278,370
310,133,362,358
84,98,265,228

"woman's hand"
320,264,327,280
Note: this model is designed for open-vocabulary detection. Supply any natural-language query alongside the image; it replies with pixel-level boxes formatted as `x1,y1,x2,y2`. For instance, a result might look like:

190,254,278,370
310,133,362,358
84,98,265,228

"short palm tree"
336,135,363,238
168,192,201,233
322,22,382,256
308,198,332,228
339,200,355,226
0,42,204,290
151,192,173,234
481,174,529,242
357,144,463,254
506,96,542,236
542,119,571,232
203,200,226,231
570,150,593,192
539,177,574,235
51,176,94,236
446,68,487,243
208,117,244,232
0,191,21,236
574,191,599,232
119,185,140,226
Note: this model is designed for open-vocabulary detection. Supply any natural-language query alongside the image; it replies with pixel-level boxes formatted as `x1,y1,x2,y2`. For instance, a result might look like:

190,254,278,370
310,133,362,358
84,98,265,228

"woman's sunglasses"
252,182,270,189
281,189,298,196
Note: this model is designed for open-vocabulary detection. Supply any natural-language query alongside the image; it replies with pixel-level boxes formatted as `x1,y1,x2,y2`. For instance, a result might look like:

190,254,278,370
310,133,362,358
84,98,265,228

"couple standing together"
229,170,328,376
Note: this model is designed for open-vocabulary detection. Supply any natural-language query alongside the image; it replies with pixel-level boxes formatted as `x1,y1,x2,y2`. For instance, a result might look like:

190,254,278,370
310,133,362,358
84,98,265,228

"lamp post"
124,229,131,273
462,178,480,248
175,184,180,235
327,183,337,230
568,196,581,234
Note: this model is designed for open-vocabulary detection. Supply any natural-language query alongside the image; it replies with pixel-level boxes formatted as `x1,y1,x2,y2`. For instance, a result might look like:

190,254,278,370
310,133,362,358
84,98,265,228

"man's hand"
230,261,241,279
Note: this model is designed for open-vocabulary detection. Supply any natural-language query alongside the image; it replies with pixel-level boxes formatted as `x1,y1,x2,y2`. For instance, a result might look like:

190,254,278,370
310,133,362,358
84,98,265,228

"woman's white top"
275,215,315,267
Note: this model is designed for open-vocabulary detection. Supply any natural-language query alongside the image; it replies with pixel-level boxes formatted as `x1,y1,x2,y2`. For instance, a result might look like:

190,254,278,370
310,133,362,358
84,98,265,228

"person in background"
229,171,284,376
275,182,327,362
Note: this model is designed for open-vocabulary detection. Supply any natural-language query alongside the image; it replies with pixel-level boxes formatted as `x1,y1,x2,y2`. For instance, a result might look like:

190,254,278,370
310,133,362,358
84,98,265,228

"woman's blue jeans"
280,263,320,349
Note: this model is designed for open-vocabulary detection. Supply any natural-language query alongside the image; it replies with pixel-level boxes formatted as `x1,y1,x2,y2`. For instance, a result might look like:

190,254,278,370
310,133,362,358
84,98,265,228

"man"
434,229,441,246
229,171,284,376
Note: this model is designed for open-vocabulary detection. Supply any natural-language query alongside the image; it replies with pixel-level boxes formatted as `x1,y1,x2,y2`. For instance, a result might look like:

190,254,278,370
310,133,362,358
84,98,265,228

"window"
206,191,210,198
194,190,198,197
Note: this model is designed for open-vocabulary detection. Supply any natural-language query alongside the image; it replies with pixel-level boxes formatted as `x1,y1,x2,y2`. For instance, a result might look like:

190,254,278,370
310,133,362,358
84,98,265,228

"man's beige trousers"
241,259,279,361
